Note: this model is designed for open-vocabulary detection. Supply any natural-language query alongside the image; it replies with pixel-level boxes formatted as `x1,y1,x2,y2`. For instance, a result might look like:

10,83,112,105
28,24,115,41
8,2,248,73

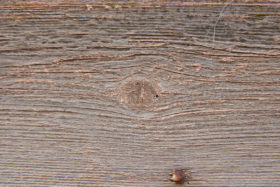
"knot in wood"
119,78,161,108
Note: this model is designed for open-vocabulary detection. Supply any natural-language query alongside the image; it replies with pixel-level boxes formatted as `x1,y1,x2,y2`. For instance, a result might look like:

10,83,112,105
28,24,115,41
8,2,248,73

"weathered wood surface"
0,0,280,186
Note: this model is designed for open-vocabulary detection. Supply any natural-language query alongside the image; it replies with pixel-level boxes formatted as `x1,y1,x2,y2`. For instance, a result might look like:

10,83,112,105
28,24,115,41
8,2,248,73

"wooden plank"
0,0,280,186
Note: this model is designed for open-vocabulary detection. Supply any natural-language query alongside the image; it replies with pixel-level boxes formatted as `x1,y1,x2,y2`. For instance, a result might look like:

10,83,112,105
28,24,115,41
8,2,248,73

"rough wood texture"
0,0,280,186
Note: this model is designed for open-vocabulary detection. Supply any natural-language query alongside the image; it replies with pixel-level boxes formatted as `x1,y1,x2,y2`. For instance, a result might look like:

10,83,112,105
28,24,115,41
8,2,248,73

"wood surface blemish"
116,76,162,108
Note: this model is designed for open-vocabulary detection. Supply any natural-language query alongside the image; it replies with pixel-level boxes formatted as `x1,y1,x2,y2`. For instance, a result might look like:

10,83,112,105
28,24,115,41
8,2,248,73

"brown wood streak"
0,0,280,186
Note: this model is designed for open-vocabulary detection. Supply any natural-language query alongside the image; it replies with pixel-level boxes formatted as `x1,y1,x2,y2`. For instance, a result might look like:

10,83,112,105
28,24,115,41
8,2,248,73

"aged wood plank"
0,0,280,186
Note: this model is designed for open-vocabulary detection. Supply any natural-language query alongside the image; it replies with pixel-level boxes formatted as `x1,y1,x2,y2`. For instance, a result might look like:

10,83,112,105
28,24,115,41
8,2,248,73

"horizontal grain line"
147,109,280,121
0,47,63,53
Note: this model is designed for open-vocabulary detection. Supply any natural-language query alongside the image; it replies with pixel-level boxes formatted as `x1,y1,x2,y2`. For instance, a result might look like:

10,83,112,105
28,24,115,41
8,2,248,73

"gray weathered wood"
0,0,280,186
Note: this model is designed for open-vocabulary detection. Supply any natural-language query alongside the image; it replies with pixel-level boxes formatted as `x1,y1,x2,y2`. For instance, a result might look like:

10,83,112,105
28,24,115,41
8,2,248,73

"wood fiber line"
0,0,280,186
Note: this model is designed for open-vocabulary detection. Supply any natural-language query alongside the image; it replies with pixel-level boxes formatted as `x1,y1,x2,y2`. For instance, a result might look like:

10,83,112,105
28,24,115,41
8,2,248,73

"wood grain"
0,0,280,186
